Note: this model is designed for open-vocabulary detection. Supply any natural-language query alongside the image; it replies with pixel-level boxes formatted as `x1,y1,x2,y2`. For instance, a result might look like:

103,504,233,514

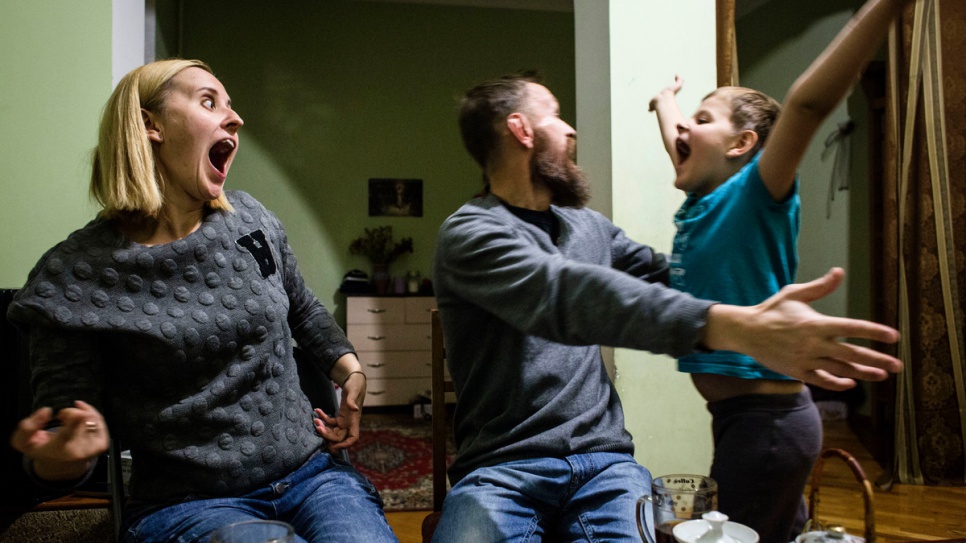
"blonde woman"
9,59,396,543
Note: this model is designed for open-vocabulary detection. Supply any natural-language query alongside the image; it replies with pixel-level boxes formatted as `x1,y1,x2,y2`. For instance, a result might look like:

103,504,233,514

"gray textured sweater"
8,191,354,507
433,195,714,483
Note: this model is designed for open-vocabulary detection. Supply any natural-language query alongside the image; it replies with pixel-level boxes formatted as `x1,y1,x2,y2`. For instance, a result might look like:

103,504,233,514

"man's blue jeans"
431,452,654,542
121,451,398,543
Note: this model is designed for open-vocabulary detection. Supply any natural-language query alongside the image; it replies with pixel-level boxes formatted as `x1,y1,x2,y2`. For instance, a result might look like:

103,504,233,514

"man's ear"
142,108,163,143
726,129,758,159
506,113,534,149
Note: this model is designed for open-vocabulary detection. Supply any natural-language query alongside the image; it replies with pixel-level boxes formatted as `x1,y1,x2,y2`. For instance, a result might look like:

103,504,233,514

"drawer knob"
369,390,386,395
366,308,387,314
367,335,386,340
366,363,387,368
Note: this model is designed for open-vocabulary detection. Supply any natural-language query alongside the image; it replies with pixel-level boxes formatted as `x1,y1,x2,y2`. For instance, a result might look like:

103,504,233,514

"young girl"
649,0,911,541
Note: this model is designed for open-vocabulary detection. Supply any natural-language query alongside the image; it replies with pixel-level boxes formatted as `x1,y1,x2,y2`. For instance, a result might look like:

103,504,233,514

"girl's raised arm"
759,0,912,201
649,75,687,164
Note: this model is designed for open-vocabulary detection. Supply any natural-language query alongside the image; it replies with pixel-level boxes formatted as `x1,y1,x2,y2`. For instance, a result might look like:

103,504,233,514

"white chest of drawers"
346,296,437,406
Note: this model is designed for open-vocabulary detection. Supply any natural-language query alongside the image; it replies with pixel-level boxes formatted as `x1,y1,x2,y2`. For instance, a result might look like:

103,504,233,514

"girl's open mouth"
676,138,691,164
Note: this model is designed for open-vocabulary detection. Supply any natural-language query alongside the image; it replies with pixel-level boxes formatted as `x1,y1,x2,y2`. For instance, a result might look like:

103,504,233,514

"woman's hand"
313,371,367,451
9,400,109,481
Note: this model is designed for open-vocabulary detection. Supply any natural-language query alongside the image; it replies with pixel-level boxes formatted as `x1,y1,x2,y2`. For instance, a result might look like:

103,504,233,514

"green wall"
0,1,111,288
159,0,576,324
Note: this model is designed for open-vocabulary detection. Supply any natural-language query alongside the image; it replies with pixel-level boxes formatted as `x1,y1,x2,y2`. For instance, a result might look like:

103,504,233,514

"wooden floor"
385,419,966,543
807,419,966,543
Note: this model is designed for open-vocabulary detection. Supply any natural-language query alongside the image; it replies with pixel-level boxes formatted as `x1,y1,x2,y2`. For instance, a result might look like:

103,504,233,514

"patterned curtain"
883,0,966,485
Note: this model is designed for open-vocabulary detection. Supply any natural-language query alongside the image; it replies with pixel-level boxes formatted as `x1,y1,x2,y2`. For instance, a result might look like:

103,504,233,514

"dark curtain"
883,0,966,485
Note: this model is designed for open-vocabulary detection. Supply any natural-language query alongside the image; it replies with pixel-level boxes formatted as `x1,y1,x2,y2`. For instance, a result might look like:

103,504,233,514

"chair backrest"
429,308,453,512
108,439,126,539
422,309,455,542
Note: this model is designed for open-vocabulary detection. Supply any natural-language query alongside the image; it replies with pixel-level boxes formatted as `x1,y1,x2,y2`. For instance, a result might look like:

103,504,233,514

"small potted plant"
349,226,413,294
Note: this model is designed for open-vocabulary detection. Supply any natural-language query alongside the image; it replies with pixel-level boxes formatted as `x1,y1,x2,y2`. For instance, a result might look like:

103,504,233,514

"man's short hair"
458,71,541,170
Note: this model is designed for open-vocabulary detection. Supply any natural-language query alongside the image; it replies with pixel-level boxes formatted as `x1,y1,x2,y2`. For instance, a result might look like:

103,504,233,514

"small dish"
672,511,759,543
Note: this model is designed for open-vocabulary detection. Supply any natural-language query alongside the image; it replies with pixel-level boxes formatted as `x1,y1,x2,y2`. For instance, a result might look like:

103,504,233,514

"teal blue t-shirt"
671,152,800,380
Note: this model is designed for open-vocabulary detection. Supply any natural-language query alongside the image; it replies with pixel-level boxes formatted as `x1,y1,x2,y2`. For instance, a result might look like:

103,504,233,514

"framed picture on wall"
368,178,423,217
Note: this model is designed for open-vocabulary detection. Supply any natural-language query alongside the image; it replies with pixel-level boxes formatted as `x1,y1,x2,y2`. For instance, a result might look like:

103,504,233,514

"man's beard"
531,135,590,208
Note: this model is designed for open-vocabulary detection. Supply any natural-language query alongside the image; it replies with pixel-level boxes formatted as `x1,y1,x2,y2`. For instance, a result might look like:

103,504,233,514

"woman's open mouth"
208,138,236,174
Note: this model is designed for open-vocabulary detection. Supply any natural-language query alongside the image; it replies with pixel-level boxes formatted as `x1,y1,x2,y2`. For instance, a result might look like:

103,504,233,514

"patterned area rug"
350,411,454,511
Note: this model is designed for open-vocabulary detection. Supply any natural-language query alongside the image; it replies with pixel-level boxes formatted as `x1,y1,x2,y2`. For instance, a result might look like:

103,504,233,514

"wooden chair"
421,308,454,542
108,439,126,539
807,448,876,543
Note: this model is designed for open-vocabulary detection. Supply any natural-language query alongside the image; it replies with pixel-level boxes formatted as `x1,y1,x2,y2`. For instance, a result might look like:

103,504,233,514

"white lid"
672,512,760,543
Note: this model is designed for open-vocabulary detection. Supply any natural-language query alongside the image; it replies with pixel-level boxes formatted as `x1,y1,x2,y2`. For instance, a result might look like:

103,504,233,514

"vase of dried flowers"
349,226,413,294
371,263,390,295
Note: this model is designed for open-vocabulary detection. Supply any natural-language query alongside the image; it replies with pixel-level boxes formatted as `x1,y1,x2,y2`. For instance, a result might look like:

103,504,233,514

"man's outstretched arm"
702,267,901,390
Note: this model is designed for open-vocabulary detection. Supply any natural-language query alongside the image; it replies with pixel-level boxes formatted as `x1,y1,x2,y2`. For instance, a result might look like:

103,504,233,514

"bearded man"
430,73,900,543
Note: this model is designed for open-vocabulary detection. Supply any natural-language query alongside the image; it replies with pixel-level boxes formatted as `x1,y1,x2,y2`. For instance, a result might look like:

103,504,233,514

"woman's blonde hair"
90,58,233,218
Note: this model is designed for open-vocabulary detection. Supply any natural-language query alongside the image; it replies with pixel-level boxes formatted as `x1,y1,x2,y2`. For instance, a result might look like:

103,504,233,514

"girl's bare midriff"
691,373,803,403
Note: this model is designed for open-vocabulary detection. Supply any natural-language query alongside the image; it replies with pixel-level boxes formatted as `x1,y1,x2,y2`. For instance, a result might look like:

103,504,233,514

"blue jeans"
121,451,398,543
431,452,653,543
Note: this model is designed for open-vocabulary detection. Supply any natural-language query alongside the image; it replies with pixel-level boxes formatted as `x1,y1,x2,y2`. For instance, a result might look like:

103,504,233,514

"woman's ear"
506,113,534,149
726,129,759,159
142,108,163,143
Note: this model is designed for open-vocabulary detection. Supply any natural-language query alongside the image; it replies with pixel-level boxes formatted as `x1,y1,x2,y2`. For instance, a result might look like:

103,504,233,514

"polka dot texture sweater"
8,191,354,505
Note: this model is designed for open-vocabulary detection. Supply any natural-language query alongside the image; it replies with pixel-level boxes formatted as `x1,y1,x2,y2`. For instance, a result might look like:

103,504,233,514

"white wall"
112,0,146,85
574,0,717,477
